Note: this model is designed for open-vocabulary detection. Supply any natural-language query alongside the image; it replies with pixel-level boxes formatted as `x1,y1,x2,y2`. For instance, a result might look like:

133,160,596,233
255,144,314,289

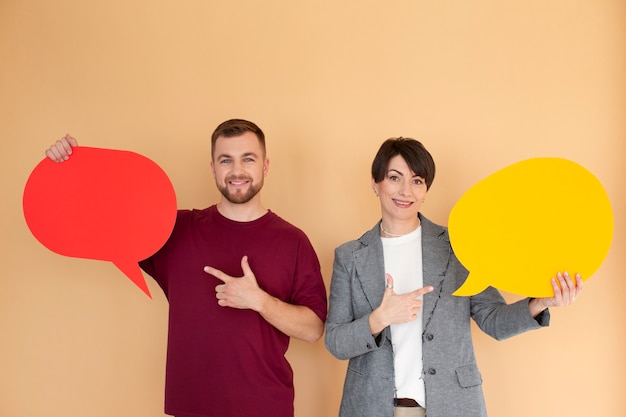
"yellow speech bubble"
449,158,613,298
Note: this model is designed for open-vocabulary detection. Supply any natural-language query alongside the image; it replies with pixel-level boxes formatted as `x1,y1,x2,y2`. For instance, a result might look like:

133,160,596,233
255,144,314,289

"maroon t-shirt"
139,206,327,417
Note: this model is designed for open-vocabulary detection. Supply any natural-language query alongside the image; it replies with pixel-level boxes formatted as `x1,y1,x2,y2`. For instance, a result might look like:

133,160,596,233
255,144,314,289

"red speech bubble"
22,147,177,298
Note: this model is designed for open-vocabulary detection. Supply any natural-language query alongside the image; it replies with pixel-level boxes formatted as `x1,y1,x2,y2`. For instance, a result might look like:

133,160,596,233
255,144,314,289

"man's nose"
231,160,244,174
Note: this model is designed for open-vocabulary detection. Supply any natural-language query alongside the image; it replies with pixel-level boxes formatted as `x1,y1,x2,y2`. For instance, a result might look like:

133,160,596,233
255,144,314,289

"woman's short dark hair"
371,137,436,189
211,119,266,157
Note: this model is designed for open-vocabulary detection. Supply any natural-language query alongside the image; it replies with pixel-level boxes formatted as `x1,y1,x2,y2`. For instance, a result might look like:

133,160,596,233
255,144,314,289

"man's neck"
216,199,268,222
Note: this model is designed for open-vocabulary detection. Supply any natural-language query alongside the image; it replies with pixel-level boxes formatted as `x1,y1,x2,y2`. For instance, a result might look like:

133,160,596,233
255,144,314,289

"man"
45,119,328,417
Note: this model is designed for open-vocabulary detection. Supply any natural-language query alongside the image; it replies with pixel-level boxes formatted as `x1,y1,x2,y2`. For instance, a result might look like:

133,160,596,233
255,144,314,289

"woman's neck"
379,217,421,238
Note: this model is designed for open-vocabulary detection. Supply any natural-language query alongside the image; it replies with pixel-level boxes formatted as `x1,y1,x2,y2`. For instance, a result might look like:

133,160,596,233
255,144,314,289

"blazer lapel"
353,224,386,311
420,214,452,333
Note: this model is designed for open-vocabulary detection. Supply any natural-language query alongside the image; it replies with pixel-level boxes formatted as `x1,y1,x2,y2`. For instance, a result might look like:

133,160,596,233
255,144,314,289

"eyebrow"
388,168,423,179
216,151,260,160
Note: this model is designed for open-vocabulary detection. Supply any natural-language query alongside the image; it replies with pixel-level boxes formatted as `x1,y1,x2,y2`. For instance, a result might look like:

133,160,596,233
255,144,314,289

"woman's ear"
371,178,379,196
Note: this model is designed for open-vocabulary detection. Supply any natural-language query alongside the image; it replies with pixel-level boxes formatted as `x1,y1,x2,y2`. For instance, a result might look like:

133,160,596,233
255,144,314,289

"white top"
381,226,425,407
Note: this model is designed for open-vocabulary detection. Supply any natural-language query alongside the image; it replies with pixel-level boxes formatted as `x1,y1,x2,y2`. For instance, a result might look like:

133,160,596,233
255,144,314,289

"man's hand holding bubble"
23,134,177,298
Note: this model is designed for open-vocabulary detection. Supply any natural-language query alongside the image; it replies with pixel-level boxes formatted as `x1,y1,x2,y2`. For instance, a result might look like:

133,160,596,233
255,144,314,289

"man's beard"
217,176,263,204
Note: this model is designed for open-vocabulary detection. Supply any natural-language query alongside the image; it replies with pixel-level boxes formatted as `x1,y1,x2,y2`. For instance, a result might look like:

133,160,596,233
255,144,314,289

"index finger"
409,286,435,298
204,265,230,283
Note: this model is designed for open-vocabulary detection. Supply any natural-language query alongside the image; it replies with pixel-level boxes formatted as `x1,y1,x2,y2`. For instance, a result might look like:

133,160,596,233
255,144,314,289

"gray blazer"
325,214,549,417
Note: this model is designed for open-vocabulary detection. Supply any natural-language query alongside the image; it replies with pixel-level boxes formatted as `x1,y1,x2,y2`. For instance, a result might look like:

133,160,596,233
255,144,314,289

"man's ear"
263,157,270,177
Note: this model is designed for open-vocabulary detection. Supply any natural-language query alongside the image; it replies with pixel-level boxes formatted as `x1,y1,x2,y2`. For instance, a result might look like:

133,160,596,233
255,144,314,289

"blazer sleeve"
469,287,550,340
325,246,388,360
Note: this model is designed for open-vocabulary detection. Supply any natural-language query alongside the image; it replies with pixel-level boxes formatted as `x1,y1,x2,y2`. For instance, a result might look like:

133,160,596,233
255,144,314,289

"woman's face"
372,155,428,224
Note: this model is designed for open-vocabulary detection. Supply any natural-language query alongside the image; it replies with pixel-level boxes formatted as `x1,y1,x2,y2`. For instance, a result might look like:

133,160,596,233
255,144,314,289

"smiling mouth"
392,199,413,207
227,176,251,186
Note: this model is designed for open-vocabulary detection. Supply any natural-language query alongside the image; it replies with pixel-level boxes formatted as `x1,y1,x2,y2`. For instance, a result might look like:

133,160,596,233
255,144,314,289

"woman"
324,137,582,417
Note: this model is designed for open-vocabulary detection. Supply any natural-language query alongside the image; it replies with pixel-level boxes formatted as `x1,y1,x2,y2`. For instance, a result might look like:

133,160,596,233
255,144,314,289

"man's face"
211,131,268,204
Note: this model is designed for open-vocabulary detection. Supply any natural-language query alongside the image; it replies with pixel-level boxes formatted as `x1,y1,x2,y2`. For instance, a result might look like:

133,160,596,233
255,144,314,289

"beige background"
1,1,624,416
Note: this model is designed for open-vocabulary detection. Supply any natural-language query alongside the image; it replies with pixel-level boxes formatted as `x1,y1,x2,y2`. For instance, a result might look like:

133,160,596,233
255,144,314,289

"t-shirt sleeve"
137,209,188,296
290,233,328,322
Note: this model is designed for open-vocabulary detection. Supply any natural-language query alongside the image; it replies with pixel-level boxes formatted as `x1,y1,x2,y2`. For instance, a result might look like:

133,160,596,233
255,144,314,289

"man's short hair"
211,119,266,158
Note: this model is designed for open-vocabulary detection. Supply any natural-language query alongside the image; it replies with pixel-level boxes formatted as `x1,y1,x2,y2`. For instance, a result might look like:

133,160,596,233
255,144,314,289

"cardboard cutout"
23,147,177,298
449,157,613,297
